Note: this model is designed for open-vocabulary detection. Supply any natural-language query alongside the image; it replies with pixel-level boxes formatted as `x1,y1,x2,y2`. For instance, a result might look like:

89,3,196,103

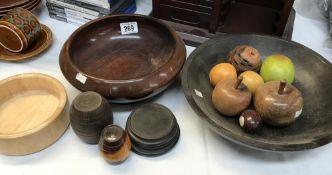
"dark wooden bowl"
60,14,186,103
181,34,332,151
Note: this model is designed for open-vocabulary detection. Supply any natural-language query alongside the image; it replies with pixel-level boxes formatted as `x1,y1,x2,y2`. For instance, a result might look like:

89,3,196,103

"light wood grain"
0,73,69,155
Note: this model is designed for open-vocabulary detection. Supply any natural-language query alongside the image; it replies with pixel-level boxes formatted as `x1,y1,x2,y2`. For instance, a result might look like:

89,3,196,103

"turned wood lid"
99,125,126,152
72,91,103,116
128,103,176,140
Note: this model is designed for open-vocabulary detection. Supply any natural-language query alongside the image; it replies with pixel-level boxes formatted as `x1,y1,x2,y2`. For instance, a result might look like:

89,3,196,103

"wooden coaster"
126,103,180,157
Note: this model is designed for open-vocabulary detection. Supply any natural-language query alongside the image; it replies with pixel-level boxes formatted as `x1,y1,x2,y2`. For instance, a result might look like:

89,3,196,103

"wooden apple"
212,77,252,116
260,54,295,84
254,80,303,127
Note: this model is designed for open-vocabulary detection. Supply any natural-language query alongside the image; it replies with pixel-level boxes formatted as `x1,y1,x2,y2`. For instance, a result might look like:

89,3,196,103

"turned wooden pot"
70,91,113,144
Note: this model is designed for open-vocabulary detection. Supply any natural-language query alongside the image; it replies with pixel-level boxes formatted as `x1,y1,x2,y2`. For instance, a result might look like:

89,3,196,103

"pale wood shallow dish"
0,73,69,155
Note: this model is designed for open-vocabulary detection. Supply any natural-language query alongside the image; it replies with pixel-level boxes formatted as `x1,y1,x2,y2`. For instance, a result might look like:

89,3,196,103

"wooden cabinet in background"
152,0,295,46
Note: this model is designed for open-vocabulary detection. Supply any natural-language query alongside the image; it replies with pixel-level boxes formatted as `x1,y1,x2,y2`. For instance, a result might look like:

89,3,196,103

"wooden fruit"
254,80,303,127
212,77,252,116
239,109,262,133
239,71,264,94
260,54,295,84
0,73,69,155
209,63,237,86
228,45,261,73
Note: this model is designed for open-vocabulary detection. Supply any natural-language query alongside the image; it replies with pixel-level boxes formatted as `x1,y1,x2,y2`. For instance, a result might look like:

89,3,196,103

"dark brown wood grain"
99,125,131,164
0,0,30,10
275,0,294,36
60,14,186,103
70,91,113,144
254,81,303,127
236,0,283,9
152,0,295,46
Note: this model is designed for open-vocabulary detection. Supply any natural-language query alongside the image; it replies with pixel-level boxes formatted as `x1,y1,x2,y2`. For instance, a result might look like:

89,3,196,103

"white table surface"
1,0,332,174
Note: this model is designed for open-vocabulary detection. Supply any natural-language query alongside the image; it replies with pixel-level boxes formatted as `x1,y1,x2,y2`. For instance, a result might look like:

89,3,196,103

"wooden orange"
209,63,237,86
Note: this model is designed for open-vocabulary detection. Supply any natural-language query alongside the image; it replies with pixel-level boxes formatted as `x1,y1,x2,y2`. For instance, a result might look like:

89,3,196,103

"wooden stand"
153,0,295,46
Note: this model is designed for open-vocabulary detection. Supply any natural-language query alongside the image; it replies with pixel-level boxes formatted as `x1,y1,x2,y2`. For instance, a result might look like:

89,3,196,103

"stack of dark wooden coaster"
126,103,180,157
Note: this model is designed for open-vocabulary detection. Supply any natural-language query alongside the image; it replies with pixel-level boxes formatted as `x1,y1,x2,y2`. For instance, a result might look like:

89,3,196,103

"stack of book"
46,0,136,25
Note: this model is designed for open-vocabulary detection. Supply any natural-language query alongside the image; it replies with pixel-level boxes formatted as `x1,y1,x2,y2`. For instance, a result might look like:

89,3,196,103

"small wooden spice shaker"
70,91,113,144
99,125,131,165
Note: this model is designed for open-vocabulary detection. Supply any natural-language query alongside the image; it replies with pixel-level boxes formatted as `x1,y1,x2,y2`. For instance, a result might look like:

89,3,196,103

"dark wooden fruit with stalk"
254,80,303,127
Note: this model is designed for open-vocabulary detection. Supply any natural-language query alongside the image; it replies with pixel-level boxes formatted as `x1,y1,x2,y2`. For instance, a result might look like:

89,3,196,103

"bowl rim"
0,73,67,139
60,14,186,98
181,33,332,151
61,14,185,81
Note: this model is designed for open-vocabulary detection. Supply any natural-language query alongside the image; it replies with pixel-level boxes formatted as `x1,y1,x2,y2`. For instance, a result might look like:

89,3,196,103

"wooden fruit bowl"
0,73,69,155
182,34,332,151
60,14,186,103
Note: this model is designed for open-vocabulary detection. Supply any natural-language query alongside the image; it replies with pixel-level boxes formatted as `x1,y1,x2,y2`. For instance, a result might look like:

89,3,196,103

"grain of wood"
0,73,69,155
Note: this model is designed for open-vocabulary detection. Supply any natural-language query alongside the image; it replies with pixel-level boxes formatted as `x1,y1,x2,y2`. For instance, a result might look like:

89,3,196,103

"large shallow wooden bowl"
60,14,186,103
182,34,332,151
0,73,69,155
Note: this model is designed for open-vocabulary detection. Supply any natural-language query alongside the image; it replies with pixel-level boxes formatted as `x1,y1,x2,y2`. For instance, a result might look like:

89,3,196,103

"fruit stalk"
278,80,287,95
235,76,244,89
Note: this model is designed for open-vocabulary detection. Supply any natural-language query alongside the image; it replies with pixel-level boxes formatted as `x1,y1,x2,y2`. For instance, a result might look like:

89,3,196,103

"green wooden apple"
260,54,295,84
